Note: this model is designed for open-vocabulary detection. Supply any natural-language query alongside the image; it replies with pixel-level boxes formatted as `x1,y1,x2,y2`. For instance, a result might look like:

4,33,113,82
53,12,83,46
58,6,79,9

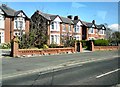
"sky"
0,2,119,31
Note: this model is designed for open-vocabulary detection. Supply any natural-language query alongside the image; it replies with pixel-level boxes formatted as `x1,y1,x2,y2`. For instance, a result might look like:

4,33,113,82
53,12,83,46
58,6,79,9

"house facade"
31,10,106,46
0,4,30,44
82,20,106,40
31,10,74,46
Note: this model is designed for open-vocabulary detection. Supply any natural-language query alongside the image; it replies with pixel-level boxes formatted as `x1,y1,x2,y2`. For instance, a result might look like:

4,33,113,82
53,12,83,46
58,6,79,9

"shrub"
43,44,49,49
94,39,109,46
49,43,57,48
2,43,11,49
80,40,87,48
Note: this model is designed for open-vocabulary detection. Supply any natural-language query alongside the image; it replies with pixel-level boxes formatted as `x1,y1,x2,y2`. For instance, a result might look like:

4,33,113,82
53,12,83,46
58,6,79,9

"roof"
0,4,16,16
96,24,106,30
72,19,81,24
36,10,74,24
60,16,73,24
0,4,29,19
82,21,94,27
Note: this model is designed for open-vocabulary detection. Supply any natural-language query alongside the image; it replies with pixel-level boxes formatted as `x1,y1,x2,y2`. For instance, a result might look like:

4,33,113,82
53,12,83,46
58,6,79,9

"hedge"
93,39,109,46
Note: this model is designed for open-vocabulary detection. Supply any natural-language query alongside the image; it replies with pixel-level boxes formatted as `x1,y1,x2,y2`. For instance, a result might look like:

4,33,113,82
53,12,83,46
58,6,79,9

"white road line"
96,68,120,78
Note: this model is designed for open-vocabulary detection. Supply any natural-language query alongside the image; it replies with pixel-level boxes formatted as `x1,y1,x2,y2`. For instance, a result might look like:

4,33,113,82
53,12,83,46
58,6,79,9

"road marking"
96,68,120,78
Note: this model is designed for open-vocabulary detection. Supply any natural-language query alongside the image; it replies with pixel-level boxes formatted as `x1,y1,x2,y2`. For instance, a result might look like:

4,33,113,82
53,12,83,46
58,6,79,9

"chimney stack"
92,20,95,24
74,16,79,20
2,4,7,7
67,15,73,20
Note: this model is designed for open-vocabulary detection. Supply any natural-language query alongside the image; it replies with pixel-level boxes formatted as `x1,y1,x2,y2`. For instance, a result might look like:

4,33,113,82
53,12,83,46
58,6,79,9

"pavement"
2,50,119,79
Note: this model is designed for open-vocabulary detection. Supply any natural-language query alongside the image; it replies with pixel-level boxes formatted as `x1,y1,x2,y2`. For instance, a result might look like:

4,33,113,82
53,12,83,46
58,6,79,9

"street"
1,50,119,86
2,57,119,86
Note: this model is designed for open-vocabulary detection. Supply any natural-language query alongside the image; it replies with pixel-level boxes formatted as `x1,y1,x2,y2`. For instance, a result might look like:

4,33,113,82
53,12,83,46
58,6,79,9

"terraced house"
31,10,106,46
0,4,30,44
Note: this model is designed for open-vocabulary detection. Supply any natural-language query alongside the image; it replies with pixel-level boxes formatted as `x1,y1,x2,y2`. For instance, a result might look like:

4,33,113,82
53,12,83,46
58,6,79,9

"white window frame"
89,27,94,34
50,34,60,44
74,35,81,40
99,29,104,35
0,31,4,43
14,17,25,30
0,14,5,29
68,24,71,32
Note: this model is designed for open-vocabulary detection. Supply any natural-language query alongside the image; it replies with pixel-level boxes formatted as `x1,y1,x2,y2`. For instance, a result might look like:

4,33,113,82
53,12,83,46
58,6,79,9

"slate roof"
96,24,106,30
0,4,29,19
36,10,73,24
82,21,94,28
72,19,82,24
0,4,15,16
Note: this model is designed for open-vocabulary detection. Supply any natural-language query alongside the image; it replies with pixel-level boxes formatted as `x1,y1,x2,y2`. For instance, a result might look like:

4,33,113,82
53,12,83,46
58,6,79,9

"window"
99,30,104,35
51,22,54,29
89,28,94,34
68,25,71,31
62,24,66,31
51,35,54,43
14,17,25,30
74,25,79,33
50,35,60,44
0,14,4,29
0,31,4,43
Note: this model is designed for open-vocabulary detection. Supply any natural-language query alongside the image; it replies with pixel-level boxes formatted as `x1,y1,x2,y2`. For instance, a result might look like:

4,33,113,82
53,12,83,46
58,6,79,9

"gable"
92,24,95,28
0,9,4,14
77,21,82,26
17,12,25,17
53,16,62,22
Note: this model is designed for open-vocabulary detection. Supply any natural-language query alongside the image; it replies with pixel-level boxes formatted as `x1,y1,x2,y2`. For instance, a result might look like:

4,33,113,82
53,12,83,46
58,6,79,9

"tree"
111,31,120,44
19,11,48,49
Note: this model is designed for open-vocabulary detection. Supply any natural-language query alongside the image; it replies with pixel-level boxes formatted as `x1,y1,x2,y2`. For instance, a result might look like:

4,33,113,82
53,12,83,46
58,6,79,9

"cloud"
97,11,107,20
108,24,120,31
72,2,86,8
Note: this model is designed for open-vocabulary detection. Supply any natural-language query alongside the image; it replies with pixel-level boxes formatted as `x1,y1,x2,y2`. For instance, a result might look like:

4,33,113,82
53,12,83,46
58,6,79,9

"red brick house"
31,10,106,46
31,10,74,46
0,4,30,44
82,20,106,40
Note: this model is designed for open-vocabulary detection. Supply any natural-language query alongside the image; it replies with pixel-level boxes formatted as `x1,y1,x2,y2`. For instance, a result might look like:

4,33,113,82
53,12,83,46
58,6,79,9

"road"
2,57,119,86
2,50,118,75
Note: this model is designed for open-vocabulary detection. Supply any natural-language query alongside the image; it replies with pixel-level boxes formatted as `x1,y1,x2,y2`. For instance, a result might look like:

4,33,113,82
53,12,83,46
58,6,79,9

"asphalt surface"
2,57,119,86
2,50,118,76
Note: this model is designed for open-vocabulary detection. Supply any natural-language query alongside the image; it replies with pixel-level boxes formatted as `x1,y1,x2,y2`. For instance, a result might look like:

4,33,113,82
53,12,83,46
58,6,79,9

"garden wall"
11,37,75,57
94,46,119,51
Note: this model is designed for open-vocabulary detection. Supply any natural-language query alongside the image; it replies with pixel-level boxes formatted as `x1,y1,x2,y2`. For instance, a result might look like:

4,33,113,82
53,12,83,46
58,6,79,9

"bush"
80,40,87,48
49,43,57,48
94,39,109,46
2,43,11,49
43,44,49,49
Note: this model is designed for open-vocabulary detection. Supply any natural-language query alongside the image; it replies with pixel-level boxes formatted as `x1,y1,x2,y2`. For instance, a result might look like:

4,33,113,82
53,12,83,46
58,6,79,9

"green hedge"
94,39,109,46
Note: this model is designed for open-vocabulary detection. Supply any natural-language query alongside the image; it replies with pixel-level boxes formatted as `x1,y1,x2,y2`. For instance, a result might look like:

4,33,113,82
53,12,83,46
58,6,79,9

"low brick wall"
94,46,119,51
17,48,75,57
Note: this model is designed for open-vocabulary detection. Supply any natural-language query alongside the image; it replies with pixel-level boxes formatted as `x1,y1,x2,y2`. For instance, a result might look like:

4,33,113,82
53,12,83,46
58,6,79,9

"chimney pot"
74,16,79,20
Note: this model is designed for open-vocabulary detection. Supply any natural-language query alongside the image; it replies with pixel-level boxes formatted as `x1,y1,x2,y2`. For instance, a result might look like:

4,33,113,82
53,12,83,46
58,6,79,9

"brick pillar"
80,42,82,52
11,36,19,57
74,41,77,52
25,20,30,33
91,41,94,51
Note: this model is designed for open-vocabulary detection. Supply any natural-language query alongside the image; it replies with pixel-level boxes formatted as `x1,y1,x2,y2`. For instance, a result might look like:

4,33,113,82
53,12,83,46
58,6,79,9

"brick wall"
94,46,119,51
11,37,75,57
5,17,11,43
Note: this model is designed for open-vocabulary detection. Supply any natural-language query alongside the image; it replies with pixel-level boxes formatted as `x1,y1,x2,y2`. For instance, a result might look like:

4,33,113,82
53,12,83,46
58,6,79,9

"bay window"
14,17,25,30
0,14,4,29
74,25,80,33
89,28,94,34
